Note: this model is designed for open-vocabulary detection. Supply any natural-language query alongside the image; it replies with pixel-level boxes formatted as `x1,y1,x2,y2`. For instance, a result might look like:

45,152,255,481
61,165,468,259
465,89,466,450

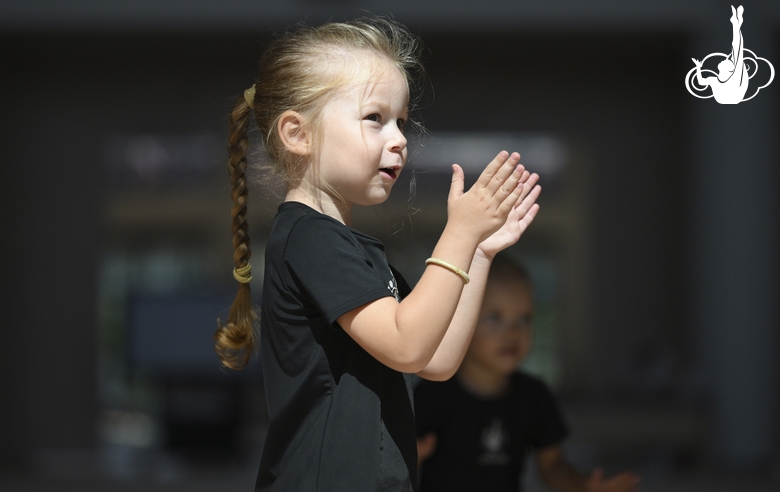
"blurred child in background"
415,256,641,492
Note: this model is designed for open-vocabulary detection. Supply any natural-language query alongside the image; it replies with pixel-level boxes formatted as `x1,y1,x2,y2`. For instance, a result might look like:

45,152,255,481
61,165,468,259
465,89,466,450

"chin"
363,192,393,206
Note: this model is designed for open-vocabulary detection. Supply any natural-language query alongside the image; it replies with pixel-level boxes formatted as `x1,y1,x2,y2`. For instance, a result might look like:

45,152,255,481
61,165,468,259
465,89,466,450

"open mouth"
379,168,397,179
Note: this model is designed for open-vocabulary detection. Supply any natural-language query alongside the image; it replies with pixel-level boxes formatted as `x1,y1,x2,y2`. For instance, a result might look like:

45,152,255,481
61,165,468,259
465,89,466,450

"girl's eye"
397,119,406,131
365,113,381,123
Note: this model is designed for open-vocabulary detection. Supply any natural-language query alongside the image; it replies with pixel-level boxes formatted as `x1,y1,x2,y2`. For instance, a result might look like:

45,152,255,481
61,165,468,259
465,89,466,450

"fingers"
474,151,510,189
475,151,523,195
516,184,542,219
516,173,540,205
448,164,465,202
503,173,540,218
486,152,523,196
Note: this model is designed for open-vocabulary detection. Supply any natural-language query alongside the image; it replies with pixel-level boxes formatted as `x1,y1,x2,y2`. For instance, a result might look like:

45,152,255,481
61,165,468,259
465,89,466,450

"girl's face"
465,279,534,378
313,58,409,208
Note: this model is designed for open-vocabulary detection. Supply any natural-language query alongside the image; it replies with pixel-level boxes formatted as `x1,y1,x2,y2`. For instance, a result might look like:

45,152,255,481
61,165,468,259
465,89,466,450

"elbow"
392,349,434,374
416,360,461,381
419,370,456,382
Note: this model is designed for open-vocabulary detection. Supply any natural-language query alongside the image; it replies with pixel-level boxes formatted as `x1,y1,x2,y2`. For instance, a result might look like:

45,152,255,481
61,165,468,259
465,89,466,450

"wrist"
442,222,480,252
431,224,479,274
472,247,494,267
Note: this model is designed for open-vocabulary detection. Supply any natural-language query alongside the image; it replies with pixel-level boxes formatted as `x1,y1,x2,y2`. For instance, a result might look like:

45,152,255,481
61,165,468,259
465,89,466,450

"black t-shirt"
256,201,416,492
415,372,569,492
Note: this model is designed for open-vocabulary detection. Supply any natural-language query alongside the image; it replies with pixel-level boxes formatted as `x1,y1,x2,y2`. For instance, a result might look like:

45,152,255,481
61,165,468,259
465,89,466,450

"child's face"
313,57,409,208
465,279,533,378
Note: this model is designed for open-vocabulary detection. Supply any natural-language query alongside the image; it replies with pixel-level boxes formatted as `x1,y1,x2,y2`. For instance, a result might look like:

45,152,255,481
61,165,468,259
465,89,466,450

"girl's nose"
388,124,407,152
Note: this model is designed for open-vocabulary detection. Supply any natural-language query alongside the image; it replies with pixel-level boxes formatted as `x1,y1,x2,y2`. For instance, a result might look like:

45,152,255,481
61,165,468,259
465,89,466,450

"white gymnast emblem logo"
685,5,774,104
387,277,400,302
478,418,510,465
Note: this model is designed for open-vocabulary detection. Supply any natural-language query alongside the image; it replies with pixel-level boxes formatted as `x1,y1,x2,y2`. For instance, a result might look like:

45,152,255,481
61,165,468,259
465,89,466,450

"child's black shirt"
256,201,416,491
415,372,569,492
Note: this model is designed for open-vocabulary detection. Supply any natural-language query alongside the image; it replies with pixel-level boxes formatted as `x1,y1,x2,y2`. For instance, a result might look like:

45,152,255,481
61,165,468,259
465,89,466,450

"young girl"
415,257,641,492
213,18,541,491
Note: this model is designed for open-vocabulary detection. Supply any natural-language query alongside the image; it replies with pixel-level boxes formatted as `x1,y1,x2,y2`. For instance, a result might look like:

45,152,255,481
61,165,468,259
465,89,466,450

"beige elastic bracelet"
243,85,256,108
425,257,469,285
233,263,253,284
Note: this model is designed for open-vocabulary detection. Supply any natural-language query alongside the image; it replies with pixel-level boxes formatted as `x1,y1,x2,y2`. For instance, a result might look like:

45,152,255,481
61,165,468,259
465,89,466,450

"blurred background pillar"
0,56,100,470
689,18,779,470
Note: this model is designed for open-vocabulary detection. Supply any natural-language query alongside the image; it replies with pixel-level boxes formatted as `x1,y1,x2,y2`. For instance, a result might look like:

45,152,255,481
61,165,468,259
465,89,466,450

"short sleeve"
529,378,569,449
390,265,412,299
285,215,394,326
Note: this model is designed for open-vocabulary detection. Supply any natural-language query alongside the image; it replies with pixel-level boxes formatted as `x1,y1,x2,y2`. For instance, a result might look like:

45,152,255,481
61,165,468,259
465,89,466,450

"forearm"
695,66,706,86
393,223,480,369
416,250,492,380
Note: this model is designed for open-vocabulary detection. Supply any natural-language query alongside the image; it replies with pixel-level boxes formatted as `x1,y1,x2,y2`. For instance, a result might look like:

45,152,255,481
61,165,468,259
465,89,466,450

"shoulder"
277,204,364,259
284,204,355,242
510,371,560,404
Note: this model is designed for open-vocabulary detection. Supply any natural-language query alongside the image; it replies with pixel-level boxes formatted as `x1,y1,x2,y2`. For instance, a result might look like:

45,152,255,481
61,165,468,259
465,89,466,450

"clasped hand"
447,151,542,258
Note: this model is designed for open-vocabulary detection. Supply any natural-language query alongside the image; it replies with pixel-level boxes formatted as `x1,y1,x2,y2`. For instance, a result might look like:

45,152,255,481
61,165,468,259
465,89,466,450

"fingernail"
499,151,508,158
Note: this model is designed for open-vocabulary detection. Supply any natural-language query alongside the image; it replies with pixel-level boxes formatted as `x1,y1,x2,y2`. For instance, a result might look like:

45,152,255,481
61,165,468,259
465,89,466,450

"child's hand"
416,432,438,467
447,151,526,246
585,467,641,492
476,170,541,259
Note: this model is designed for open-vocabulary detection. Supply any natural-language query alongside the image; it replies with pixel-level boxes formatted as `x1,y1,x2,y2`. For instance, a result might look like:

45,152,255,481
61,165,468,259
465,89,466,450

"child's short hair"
216,18,424,370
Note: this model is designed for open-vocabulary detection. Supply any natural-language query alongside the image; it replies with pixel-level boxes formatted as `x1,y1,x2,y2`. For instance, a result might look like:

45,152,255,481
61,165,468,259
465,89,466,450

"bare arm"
417,172,541,380
692,59,710,87
415,251,492,380
338,152,526,373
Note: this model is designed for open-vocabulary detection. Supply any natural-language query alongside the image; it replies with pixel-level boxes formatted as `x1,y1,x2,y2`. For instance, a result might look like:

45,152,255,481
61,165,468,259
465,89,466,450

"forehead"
482,280,533,309
327,51,409,102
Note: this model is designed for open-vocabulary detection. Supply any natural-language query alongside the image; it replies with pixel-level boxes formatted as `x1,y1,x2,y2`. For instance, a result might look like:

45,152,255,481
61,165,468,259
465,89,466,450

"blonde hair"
215,17,425,370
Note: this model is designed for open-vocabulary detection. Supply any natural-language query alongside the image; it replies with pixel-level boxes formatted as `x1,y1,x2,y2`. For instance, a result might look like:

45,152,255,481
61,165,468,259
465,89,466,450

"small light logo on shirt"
479,418,510,465
387,277,400,302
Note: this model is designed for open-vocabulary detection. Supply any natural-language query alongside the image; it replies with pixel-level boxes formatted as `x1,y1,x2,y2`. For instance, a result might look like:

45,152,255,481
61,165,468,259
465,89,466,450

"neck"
456,360,511,398
285,187,353,226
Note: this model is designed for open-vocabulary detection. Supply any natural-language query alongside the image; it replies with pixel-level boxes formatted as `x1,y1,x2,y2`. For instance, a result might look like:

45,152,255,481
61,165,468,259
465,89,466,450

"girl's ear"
278,110,311,157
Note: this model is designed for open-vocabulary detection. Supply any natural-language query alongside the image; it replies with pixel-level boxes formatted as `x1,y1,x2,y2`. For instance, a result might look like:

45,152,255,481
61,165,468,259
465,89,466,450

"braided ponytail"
214,94,257,370
214,17,424,370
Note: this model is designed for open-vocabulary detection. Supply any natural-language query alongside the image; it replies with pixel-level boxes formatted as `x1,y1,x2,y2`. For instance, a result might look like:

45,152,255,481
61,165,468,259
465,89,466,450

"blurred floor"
1,471,779,492
3,439,779,492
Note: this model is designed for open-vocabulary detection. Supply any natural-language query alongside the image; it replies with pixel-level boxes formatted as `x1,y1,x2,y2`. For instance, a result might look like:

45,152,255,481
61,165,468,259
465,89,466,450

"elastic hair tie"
244,84,256,108
425,258,469,284
233,263,253,284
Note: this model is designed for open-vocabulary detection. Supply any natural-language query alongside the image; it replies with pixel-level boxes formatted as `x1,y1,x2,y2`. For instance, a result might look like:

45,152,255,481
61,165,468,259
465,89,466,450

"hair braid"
214,17,424,370
214,95,258,370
